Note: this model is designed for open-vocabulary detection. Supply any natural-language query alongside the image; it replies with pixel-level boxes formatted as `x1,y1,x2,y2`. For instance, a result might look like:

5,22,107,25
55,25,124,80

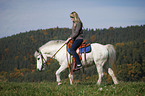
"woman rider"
65,11,83,71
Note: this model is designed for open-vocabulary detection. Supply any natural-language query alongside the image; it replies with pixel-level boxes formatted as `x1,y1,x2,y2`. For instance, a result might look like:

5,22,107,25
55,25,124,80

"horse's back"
91,43,109,60
91,43,108,53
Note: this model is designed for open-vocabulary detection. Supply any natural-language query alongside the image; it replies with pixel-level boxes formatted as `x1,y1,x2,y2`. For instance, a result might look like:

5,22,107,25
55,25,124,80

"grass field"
0,81,144,96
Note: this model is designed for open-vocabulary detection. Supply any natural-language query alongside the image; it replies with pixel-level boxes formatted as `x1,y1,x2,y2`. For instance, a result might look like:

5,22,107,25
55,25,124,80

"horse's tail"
105,44,117,75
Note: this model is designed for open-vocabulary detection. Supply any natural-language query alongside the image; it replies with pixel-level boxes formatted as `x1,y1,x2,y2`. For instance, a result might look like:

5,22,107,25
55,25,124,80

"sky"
0,0,145,38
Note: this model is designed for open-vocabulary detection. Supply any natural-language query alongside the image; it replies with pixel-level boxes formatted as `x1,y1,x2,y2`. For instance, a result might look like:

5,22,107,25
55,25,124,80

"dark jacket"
71,22,83,40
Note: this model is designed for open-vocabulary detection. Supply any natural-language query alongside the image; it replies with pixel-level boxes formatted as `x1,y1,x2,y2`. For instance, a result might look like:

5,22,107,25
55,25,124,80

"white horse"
34,40,119,85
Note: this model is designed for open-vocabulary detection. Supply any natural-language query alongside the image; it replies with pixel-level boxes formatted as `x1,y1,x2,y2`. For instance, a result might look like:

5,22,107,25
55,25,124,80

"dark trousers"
70,39,83,64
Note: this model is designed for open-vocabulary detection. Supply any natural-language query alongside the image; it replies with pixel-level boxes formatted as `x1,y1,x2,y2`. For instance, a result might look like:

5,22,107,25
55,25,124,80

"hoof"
58,82,62,85
114,82,119,85
97,82,101,86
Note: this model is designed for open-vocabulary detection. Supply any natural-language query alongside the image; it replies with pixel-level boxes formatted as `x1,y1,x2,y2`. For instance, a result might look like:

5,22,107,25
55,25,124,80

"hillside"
0,25,145,82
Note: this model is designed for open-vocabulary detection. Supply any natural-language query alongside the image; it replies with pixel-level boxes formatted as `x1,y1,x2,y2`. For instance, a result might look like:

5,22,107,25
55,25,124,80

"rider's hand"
65,37,71,44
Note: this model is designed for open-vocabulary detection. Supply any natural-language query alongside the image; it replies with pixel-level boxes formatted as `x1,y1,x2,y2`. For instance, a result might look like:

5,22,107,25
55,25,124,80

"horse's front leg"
68,73,73,85
55,64,67,85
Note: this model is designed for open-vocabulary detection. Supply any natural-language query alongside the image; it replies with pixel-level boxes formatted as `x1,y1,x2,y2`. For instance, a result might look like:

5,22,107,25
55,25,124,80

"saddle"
67,40,91,71
67,40,91,54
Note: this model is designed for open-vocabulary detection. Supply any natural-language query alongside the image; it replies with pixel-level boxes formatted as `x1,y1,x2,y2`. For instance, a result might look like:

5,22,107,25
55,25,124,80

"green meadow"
0,81,144,96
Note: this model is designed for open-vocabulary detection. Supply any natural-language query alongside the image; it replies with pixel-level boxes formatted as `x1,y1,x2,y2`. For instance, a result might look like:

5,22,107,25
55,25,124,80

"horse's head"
34,40,65,71
34,50,46,71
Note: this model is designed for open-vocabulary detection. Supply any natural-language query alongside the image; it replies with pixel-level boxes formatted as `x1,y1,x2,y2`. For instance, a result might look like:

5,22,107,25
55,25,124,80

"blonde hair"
70,11,82,27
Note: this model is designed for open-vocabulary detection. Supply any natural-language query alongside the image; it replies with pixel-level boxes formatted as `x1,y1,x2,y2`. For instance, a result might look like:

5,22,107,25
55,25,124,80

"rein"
46,43,66,64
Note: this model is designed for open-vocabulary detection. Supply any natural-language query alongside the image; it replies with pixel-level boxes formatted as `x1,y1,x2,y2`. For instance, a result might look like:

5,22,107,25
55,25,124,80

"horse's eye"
37,58,40,60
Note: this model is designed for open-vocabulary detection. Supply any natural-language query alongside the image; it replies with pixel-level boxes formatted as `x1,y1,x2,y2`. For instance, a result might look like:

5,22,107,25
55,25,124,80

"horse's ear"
34,51,39,58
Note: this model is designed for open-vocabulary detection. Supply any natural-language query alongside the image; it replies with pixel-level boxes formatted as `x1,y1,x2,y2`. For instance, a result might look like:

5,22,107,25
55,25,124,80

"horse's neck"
41,44,63,56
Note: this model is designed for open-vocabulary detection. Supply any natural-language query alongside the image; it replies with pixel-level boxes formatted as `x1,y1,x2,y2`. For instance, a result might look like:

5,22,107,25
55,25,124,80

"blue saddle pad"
66,45,91,54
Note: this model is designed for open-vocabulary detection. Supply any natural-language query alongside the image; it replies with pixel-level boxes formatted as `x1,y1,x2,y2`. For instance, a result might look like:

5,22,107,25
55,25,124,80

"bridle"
36,49,47,71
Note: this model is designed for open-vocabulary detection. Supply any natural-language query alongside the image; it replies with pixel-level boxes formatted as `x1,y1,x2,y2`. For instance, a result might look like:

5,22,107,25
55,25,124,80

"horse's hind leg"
108,68,119,84
96,65,103,85
95,60,106,85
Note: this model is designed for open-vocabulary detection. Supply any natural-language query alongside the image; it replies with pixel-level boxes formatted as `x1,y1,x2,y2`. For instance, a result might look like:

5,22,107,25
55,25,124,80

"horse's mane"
40,40,65,49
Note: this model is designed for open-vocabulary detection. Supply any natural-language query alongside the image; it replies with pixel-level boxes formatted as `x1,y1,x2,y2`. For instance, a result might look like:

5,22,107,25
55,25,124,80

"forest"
0,25,145,83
